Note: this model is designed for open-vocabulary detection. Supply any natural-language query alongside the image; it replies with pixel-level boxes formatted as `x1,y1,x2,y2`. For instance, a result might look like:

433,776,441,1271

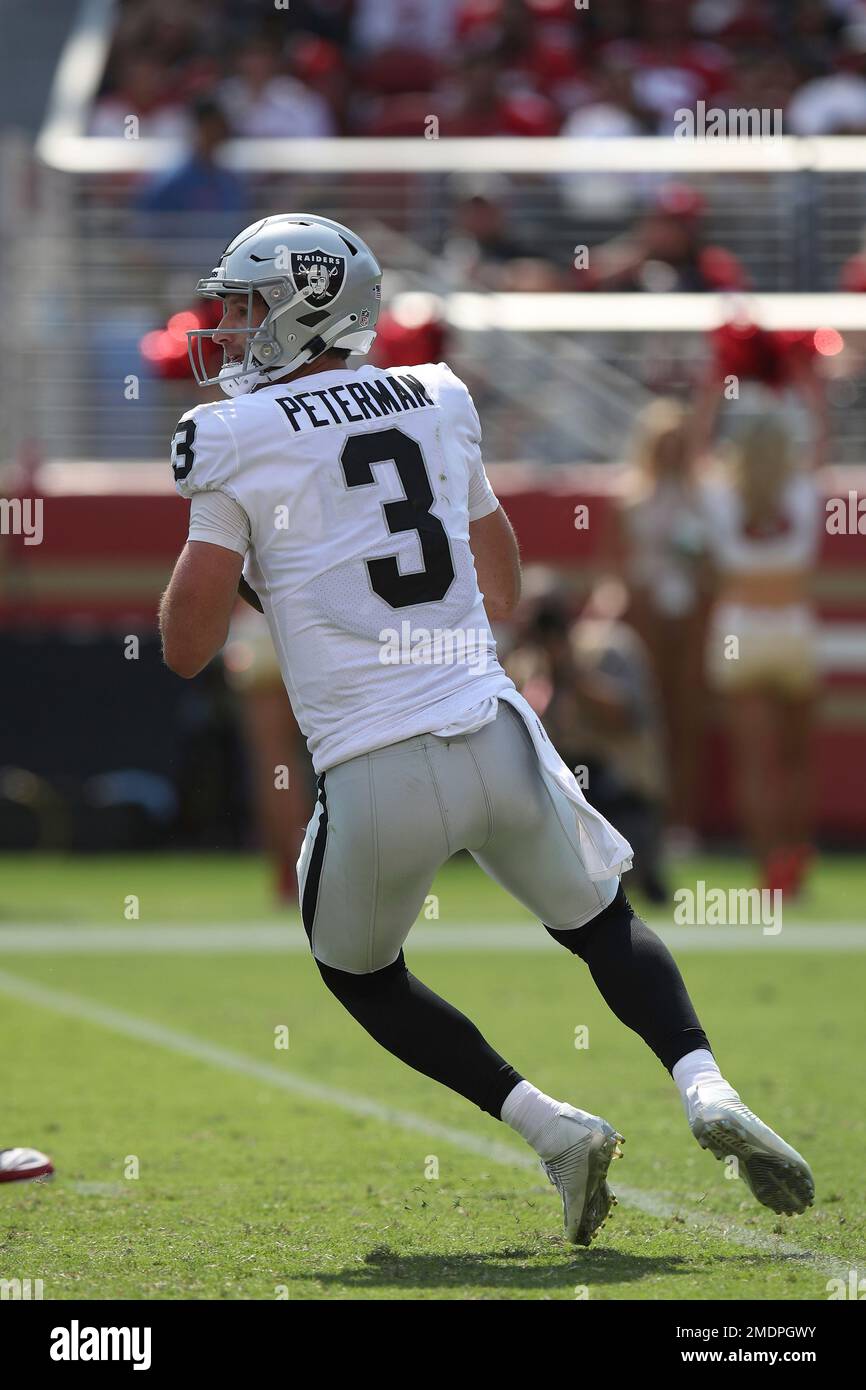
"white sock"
501,1080,569,1160
671,1048,727,1116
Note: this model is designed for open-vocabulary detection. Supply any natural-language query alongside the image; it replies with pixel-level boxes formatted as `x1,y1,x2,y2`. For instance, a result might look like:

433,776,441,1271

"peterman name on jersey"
170,361,515,772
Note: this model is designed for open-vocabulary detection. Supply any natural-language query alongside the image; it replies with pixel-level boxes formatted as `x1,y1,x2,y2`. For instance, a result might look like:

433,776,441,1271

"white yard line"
0,966,858,1283
0,924,865,953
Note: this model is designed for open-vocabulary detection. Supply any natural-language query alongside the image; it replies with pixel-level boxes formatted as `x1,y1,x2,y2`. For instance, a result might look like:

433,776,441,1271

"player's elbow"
161,640,208,680
164,656,202,680
160,612,220,679
484,579,521,623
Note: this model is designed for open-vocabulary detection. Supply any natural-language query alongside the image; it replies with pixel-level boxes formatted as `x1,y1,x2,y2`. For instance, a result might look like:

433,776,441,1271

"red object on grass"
0,1148,55,1182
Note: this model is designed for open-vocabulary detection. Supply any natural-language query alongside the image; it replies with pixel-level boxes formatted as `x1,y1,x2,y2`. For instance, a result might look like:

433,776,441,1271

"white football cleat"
687,1081,814,1215
541,1106,624,1246
0,1147,54,1183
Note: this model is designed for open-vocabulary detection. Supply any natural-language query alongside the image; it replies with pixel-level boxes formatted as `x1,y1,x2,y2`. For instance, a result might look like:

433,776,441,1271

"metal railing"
6,2,866,468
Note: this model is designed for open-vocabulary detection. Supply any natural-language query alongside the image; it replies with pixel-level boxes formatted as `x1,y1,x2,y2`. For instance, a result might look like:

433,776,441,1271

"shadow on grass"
302,1242,695,1293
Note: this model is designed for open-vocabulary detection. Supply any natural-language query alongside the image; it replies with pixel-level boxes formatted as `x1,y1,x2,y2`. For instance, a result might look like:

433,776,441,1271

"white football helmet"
187,214,383,397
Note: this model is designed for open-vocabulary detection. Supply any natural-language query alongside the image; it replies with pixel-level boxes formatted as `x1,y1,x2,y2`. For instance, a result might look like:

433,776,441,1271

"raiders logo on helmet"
289,249,346,307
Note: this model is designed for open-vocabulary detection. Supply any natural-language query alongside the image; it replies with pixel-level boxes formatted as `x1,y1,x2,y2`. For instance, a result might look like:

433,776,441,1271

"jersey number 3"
340,427,455,609
170,419,197,482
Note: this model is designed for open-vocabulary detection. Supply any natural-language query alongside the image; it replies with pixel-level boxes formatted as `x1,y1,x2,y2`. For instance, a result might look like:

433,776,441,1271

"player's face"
213,292,269,364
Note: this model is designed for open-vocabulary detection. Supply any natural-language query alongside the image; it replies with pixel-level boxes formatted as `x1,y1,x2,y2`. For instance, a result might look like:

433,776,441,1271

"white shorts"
706,603,819,697
297,702,620,974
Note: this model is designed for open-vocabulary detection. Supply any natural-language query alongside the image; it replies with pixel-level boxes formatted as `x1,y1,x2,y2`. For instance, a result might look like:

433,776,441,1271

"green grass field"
1,852,863,1301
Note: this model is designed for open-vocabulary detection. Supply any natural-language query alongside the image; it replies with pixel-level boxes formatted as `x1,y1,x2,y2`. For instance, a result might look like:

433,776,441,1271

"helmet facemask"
188,278,316,396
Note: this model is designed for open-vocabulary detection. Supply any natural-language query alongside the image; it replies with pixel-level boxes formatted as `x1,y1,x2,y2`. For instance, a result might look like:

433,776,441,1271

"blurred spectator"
220,37,335,137
576,184,747,292
700,416,821,895
505,580,668,901
787,38,866,133
435,47,561,136
109,0,215,86
132,95,250,410
586,0,639,48
780,0,847,76
607,399,711,847
351,0,458,60
691,0,776,44
88,0,866,144
559,60,654,218
599,0,732,134
89,55,189,138
561,60,652,141
134,97,249,248
348,0,455,102
510,2,591,114
441,174,563,290
291,35,350,133
719,51,800,121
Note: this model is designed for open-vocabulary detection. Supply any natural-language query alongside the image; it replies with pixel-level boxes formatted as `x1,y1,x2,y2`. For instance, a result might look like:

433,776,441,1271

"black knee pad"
316,950,408,1003
545,884,633,958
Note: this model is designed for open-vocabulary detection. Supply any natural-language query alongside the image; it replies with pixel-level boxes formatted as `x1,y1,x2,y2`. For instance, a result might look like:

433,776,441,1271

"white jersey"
171,361,515,772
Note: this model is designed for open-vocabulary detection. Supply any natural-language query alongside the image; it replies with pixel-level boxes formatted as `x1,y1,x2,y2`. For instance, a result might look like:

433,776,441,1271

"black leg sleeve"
546,886,712,1073
316,952,524,1120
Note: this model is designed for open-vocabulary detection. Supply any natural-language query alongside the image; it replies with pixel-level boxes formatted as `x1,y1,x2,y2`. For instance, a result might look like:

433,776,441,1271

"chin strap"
217,360,295,398
217,313,363,398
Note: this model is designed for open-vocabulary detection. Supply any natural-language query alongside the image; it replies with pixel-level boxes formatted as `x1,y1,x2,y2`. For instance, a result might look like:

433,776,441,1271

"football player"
159,215,813,1244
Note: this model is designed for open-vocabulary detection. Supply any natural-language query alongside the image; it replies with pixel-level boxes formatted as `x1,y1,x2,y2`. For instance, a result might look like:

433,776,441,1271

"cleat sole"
696,1117,814,1216
573,1125,624,1246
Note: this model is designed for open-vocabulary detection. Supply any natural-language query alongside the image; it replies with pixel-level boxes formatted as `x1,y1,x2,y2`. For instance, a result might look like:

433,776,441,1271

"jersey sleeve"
187,489,251,557
467,457,500,521
170,405,238,500
434,362,500,522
